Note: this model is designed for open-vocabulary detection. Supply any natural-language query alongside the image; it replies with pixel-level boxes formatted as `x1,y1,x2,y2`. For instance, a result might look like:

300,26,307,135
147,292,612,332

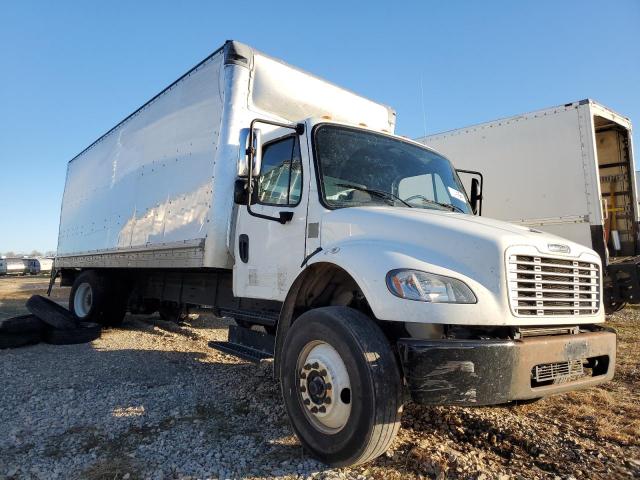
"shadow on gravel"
121,313,233,339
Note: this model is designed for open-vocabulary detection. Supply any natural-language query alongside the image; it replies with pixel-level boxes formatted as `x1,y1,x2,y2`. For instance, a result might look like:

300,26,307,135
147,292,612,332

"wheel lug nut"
300,372,307,379
311,362,319,369
304,399,310,405
326,383,332,390
300,386,306,393
304,364,311,371
311,407,318,413
319,406,326,413
319,369,327,376
324,398,331,405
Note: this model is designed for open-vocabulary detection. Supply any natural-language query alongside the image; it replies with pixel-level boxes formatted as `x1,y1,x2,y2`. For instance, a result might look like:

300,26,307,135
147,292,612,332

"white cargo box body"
419,100,637,262
56,41,395,269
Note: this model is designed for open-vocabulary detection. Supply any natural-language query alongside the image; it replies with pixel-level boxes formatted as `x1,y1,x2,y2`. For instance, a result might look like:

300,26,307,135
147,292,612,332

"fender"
274,237,504,377
305,238,505,324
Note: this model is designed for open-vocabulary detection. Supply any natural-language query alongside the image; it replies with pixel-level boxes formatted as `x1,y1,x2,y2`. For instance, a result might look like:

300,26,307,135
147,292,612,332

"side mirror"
237,128,262,177
456,169,483,216
470,177,482,215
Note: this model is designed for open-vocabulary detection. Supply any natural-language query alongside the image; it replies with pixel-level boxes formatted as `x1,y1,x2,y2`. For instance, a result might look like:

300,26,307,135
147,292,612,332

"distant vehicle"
418,99,637,312
0,258,6,275
51,42,615,466
36,257,54,273
24,258,40,275
3,257,38,275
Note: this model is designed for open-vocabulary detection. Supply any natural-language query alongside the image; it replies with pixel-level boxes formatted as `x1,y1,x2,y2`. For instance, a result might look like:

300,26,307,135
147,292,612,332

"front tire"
279,306,403,467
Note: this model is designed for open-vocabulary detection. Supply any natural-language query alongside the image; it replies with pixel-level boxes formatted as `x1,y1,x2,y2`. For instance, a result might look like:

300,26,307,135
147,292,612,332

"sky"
0,0,638,253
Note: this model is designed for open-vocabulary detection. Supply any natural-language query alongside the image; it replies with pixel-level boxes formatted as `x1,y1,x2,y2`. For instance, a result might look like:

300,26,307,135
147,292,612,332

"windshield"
314,125,472,214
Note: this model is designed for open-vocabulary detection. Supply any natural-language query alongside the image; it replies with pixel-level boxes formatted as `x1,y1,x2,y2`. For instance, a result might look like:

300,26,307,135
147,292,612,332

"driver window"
258,137,302,206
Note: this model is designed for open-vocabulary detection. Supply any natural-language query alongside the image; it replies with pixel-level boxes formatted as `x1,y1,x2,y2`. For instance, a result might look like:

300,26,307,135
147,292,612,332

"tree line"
0,250,56,258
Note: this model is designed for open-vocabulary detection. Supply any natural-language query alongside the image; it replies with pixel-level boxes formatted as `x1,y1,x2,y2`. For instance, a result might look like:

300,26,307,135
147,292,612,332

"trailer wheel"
69,271,127,327
279,306,403,467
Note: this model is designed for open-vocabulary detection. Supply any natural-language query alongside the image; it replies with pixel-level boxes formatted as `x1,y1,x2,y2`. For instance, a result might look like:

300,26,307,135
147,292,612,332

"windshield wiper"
419,198,465,213
336,183,413,208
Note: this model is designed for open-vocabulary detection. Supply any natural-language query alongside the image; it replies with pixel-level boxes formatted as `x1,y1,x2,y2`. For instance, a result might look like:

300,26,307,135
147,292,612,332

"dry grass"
0,277,68,319
519,310,640,447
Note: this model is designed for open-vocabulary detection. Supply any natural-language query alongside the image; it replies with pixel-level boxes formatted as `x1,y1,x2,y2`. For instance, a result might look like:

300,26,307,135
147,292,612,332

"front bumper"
397,329,616,406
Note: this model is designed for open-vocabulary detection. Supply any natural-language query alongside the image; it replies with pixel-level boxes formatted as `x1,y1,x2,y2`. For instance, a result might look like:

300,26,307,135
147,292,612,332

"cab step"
209,341,272,362
209,324,274,363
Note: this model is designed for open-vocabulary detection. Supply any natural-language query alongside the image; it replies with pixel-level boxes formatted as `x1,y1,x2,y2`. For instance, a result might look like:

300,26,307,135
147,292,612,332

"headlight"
386,269,476,304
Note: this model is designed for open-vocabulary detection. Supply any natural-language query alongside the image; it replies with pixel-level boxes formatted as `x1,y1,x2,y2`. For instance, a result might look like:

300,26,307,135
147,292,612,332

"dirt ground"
0,275,638,479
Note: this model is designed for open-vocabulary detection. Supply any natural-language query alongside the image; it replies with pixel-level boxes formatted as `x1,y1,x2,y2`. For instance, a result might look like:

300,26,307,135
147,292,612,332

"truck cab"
228,115,615,464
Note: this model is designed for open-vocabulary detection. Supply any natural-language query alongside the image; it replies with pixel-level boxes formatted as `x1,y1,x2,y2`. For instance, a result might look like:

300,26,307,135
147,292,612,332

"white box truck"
51,43,616,466
418,100,636,313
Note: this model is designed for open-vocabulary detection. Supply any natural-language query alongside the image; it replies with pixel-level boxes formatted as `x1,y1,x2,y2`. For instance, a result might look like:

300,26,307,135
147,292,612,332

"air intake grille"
507,255,600,316
533,359,584,383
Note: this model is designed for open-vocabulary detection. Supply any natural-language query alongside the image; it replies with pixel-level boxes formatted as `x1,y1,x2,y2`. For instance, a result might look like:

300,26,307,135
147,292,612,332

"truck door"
233,132,309,300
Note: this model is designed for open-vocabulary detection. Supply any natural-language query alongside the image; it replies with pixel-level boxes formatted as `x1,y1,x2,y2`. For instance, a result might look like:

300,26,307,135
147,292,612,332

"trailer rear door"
593,114,637,258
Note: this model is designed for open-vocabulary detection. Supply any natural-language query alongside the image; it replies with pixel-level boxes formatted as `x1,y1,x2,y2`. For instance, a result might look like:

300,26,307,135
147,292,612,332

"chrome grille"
507,254,600,316
533,359,584,383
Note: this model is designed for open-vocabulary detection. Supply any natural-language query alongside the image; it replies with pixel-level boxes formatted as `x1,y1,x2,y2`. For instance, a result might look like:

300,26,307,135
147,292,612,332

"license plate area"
530,355,610,387
532,359,584,383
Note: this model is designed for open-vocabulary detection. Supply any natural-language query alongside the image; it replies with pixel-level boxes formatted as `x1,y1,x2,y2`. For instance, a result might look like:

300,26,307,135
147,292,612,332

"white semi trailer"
52,43,615,466
419,100,637,312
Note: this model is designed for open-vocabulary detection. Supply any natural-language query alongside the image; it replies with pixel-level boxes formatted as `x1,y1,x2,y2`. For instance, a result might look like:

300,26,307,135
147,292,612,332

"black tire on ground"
279,306,403,467
44,322,102,345
0,314,46,334
235,319,276,336
26,295,78,330
69,270,128,327
604,300,626,315
0,330,42,349
158,302,189,323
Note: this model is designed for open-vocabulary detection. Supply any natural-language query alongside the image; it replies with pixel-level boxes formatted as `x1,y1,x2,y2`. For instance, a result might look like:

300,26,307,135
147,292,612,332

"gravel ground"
0,276,638,480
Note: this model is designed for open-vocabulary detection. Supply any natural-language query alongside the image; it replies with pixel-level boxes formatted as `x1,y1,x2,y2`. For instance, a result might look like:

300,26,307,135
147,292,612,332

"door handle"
239,234,249,263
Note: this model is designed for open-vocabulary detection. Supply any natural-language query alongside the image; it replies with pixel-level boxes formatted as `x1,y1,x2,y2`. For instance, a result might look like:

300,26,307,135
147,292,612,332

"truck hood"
320,206,596,294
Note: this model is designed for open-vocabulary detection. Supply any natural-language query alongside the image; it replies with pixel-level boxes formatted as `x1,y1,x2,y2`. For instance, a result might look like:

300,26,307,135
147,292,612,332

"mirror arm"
456,169,484,216
245,119,305,224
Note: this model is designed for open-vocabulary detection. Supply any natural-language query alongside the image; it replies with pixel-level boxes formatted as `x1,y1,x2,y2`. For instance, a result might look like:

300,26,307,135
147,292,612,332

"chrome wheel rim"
296,341,352,434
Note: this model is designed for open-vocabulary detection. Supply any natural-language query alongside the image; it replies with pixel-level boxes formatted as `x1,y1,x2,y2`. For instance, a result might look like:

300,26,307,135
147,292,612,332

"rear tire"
279,306,403,467
69,271,127,327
